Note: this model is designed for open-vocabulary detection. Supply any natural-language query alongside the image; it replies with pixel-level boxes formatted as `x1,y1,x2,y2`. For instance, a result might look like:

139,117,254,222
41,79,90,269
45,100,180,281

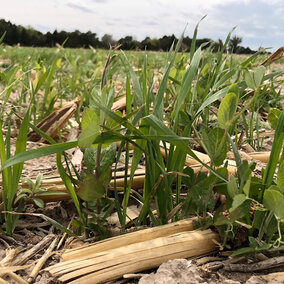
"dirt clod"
139,259,241,284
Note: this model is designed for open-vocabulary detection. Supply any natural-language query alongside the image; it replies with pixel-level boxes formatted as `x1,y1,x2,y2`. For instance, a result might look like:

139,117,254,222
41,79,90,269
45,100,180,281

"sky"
1,0,284,51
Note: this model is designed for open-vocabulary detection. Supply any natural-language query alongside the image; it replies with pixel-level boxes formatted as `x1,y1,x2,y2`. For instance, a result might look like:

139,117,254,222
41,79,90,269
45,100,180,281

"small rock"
139,259,241,284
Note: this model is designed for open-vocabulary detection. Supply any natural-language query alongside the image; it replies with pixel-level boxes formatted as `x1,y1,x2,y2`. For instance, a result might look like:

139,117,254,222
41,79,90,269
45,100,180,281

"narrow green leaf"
263,110,284,192
267,108,281,130
11,108,31,206
121,52,143,106
190,16,206,61
144,115,227,182
0,31,6,44
56,153,83,222
277,161,284,190
174,45,203,123
44,59,58,104
126,76,131,114
195,86,229,119
2,140,78,170
153,30,184,120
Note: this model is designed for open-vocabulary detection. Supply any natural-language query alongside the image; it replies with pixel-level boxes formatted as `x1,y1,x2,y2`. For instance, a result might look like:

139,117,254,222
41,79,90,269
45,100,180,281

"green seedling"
15,173,62,208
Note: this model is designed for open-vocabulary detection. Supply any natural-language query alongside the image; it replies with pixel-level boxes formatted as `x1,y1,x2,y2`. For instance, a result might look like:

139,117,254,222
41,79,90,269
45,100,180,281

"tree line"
0,19,256,53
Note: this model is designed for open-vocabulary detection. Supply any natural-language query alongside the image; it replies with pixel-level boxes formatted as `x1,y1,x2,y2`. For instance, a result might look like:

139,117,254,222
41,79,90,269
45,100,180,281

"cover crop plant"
0,24,283,255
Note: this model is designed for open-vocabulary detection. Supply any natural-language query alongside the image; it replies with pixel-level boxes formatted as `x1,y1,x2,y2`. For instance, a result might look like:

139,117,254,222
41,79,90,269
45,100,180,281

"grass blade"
2,140,78,170
262,110,284,195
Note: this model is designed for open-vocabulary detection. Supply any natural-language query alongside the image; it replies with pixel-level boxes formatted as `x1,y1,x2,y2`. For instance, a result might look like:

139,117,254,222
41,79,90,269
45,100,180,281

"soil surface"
1,65,284,283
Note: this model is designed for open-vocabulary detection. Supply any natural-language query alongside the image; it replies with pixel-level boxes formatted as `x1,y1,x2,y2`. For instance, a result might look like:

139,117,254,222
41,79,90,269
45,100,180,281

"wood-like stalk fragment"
27,236,59,283
61,217,195,262
12,234,55,266
28,97,80,142
46,229,219,284
224,256,284,272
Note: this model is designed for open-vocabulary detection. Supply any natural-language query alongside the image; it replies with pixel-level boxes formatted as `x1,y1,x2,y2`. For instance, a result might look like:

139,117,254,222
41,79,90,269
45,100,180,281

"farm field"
0,35,284,284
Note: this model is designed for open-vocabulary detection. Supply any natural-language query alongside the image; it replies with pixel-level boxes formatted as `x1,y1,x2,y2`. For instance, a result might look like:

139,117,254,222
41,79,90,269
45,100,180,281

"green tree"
101,34,116,48
229,35,242,53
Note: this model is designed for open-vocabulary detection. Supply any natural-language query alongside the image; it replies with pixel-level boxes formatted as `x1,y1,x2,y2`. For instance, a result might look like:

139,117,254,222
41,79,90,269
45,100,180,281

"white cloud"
0,0,283,50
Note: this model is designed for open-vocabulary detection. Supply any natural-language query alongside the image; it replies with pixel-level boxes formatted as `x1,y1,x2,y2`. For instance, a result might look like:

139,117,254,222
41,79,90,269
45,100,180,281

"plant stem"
258,211,274,241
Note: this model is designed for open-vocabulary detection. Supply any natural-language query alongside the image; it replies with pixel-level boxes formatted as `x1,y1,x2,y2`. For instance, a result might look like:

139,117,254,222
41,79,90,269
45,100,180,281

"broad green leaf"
22,178,34,189
253,210,278,239
243,175,251,196
84,143,116,172
238,160,252,192
263,189,284,220
99,143,116,173
202,127,227,166
245,70,256,90
231,194,247,211
83,147,97,171
217,92,238,129
245,66,265,90
253,210,266,230
81,108,99,130
230,199,251,222
33,198,45,208
14,193,27,204
213,167,228,195
78,120,100,149
214,214,231,226
227,83,239,96
77,173,105,201
250,176,264,198
227,176,239,198
254,66,266,88
35,174,43,189
267,185,284,195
